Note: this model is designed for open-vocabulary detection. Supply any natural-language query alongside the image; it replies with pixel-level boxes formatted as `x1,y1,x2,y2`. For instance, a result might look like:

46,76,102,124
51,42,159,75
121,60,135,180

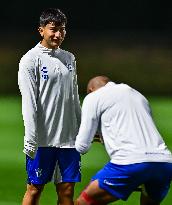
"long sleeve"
75,95,99,154
18,56,38,158
72,59,81,129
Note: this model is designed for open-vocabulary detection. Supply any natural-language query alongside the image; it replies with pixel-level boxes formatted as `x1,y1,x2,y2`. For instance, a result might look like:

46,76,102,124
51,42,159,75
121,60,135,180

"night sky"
1,0,172,32
0,0,172,95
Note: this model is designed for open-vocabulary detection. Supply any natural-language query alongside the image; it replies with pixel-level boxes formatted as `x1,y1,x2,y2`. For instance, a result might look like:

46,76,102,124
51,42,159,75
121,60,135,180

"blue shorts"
91,162,172,202
26,147,81,185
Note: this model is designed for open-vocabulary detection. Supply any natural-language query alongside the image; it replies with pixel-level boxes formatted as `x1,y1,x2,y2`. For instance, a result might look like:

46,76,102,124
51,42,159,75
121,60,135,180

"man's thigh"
76,180,118,205
143,162,172,203
91,162,144,201
53,148,81,183
90,162,172,203
26,147,57,184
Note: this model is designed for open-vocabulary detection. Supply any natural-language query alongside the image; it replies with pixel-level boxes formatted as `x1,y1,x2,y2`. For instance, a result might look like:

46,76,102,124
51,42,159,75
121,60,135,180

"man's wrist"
23,147,37,159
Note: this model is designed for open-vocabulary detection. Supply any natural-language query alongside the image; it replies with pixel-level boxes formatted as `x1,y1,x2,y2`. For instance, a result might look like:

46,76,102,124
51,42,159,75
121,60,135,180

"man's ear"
38,27,44,37
87,87,94,94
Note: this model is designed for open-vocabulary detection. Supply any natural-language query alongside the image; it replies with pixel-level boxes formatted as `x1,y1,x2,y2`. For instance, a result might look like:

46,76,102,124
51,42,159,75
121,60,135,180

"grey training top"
18,43,81,158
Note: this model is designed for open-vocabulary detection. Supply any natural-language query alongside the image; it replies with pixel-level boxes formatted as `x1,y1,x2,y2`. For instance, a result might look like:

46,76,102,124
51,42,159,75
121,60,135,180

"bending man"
75,76,172,205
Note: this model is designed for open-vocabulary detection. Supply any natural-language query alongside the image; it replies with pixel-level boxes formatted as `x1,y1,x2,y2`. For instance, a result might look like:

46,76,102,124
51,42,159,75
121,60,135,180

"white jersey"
75,82,172,164
18,43,81,158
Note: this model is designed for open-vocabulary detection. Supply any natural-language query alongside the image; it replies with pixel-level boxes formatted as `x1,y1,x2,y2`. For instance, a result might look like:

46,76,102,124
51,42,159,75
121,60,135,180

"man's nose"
55,31,61,38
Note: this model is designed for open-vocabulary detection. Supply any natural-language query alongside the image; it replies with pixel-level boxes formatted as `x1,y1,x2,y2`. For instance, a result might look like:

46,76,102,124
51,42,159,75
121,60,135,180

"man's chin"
52,42,61,49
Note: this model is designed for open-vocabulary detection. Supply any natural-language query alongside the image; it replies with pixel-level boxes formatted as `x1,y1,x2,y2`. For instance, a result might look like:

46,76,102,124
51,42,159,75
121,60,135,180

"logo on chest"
66,63,73,72
41,66,48,80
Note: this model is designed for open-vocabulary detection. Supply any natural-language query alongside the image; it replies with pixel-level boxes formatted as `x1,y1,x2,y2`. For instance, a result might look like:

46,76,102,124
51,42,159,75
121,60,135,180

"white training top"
18,43,81,158
75,82,172,164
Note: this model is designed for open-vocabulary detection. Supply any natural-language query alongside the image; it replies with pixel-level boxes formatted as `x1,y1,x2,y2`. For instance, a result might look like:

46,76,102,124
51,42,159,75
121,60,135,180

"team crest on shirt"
66,63,73,72
41,66,49,80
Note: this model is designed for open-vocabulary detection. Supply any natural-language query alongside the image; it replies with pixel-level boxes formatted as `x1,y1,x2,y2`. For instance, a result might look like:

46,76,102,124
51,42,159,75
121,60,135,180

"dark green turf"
0,96,171,205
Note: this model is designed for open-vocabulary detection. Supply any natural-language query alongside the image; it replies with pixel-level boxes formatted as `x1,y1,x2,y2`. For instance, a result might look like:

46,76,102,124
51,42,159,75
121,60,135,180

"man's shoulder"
19,45,40,64
59,48,75,60
84,92,99,104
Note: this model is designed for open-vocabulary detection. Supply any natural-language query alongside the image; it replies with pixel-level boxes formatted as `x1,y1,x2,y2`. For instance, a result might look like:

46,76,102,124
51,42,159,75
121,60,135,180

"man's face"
39,22,66,49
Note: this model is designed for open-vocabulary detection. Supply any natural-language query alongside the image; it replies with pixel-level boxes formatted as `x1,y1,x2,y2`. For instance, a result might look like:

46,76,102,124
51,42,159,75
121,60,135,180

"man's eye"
59,27,65,31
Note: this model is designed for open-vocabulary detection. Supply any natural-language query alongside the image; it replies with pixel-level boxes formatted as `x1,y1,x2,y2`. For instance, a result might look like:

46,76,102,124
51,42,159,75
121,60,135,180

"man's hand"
23,140,38,159
92,134,104,144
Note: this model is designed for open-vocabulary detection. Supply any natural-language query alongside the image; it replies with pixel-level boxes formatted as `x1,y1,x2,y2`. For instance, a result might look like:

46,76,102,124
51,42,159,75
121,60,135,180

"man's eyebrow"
50,25,66,28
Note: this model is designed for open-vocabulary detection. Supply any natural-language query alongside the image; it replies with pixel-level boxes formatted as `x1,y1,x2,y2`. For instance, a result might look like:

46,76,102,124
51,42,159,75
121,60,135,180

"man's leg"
54,148,81,205
23,148,58,204
56,182,75,205
140,192,160,205
75,180,119,205
22,184,44,205
139,162,172,205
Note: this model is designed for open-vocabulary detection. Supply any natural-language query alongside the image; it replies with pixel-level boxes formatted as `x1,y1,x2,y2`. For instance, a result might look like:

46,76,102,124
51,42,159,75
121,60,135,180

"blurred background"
0,1,172,204
0,0,172,96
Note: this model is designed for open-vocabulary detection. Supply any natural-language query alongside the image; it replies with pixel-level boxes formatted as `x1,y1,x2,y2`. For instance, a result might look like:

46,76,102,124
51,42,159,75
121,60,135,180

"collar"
36,42,60,55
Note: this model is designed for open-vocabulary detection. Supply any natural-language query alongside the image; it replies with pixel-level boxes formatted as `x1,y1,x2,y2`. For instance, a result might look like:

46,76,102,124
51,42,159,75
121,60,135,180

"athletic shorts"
26,147,81,185
91,162,172,202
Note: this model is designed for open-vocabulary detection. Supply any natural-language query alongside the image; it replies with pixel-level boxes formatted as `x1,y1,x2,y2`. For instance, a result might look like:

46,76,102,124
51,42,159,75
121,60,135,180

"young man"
75,76,172,205
18,8,81,205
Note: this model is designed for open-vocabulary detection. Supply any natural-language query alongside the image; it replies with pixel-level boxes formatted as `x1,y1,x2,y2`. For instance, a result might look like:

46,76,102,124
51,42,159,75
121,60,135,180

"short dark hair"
39,8,67,27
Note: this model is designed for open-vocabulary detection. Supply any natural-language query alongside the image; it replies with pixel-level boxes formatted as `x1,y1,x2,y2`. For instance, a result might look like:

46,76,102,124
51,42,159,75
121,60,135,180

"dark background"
1,0,172,96
1,0,172,31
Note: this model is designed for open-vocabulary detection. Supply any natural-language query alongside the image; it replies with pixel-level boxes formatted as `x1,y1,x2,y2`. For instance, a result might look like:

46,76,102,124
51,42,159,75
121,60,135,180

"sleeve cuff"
75,141,90,154
23,147,37,159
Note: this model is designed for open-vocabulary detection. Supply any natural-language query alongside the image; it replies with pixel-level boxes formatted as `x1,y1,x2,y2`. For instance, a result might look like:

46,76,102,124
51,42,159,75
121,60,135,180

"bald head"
87,76,110,93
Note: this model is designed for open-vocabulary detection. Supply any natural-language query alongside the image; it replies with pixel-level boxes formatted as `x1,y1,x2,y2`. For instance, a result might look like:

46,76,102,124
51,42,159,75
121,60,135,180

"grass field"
0,96,171,205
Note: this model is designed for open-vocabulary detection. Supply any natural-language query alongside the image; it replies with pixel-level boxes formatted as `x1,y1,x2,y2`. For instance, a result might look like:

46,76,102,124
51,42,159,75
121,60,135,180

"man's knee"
26,184,44,197
62,186,74,198
56,182,74,199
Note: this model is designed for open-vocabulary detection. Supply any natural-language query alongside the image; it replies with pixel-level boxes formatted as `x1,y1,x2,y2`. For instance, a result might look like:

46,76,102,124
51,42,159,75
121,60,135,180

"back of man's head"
87,76,110,93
